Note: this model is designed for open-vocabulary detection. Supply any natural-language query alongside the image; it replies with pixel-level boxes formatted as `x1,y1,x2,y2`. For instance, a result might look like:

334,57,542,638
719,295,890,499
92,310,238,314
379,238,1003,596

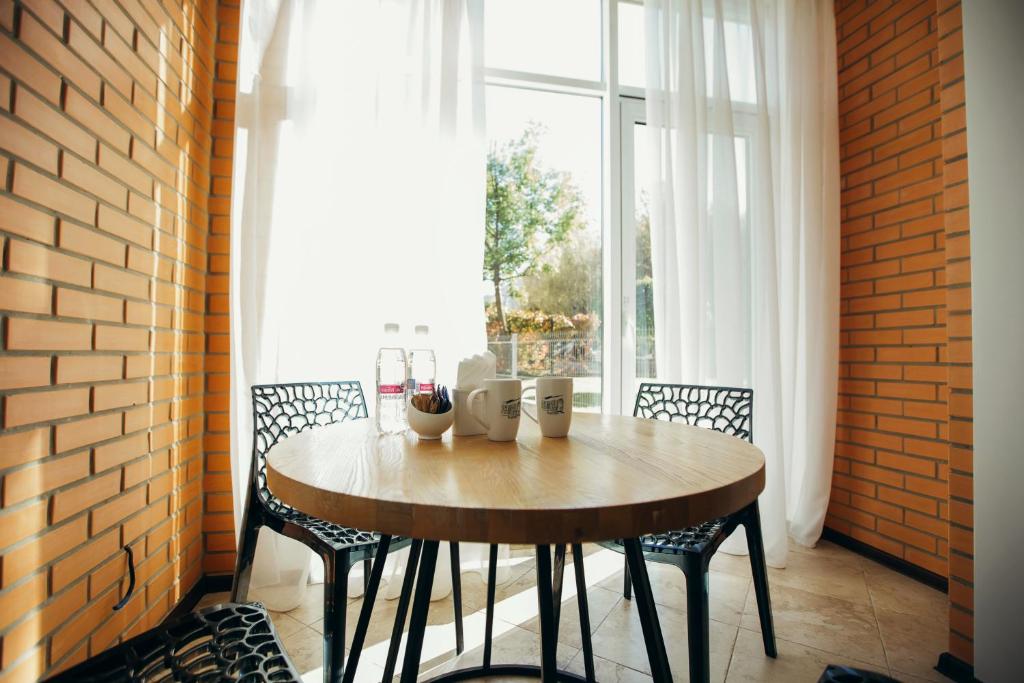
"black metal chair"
231,381,465,683
600,383,777,683
47,602,301,682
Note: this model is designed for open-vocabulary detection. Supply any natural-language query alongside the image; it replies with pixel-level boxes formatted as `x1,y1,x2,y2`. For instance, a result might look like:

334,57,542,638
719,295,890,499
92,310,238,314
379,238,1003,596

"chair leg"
382,540,423,682
450,542,465,654
363,557,371,593
572,544,596,683
323,550,350,683
343,537,392,683
483,543,498,671
230,499,262,602
743,502,777,658
682,554,711,683
623,554,631,600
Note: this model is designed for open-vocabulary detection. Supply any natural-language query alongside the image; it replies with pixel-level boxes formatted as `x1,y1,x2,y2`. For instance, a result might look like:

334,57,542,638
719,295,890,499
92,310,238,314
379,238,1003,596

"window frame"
483,0,758,414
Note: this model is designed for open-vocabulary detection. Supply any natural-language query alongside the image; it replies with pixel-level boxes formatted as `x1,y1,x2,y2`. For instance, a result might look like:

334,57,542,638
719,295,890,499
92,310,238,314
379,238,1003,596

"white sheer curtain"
230,0,491,610
643,0,840,567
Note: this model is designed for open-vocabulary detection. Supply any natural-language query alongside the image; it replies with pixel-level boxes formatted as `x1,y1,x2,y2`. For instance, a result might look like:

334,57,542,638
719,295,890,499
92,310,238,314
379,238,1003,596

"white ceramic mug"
452,388,486,436
522,377,573,438
467,378,522,442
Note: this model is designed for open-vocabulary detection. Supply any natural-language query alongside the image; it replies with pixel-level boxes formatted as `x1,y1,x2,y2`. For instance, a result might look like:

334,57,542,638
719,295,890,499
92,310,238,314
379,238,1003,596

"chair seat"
266,495,402,550
47,602,300,682
612,518,729,556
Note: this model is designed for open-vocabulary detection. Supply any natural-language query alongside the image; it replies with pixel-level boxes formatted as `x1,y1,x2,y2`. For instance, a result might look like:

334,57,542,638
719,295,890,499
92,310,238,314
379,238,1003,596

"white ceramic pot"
406,399,454,440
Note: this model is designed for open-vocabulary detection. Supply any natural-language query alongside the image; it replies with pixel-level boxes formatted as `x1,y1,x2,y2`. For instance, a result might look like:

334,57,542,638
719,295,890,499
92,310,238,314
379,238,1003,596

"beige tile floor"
199,541,949,682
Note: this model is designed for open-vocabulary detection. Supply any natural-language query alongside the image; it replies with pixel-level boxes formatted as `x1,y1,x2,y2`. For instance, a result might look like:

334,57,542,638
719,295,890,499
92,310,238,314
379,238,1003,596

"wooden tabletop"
266,413,765,544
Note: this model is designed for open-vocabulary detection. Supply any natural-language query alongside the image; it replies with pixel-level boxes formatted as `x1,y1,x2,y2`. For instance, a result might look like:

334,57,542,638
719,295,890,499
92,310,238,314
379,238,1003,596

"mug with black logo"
522,376,573,438
467,378,522,442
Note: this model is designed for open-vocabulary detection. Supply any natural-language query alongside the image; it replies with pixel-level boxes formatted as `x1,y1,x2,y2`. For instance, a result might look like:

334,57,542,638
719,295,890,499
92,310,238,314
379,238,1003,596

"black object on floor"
46,602,300,682
818,664,903,682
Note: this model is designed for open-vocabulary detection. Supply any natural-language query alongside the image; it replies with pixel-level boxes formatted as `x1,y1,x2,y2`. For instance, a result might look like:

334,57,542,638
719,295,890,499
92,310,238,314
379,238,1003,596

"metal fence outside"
486,331,657,379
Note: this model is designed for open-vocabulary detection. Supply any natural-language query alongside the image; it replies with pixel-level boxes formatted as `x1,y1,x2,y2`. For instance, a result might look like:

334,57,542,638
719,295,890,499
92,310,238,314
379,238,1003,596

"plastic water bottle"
407,325,436,397
376,323,407,434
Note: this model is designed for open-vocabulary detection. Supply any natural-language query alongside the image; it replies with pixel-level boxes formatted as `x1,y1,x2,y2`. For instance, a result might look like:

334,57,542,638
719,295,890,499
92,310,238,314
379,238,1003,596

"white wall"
962,2,1024,680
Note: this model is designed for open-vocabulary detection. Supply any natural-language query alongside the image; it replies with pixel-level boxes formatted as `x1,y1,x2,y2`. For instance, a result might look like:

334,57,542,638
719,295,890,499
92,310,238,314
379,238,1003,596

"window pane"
632,122,656,386
618,1,645,88
485,0,601,81
704,17,757,104
484,86,603,411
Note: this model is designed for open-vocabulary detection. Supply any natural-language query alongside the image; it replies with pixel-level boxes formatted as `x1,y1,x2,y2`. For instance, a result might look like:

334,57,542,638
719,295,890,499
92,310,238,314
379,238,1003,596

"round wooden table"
268,413,765,682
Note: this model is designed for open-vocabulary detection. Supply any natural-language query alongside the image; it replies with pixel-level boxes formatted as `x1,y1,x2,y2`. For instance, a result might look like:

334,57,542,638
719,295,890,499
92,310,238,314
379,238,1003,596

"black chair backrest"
251,381,367,505
633,382,753,443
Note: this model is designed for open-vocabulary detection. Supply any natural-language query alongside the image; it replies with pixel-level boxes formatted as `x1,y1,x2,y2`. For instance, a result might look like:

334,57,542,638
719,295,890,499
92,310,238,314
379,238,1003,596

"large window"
482,0,755,414
483,1,606,411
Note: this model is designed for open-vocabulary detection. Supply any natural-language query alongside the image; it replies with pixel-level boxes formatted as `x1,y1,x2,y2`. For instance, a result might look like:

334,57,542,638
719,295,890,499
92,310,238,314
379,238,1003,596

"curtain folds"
230,0,492,610
643,0,840,567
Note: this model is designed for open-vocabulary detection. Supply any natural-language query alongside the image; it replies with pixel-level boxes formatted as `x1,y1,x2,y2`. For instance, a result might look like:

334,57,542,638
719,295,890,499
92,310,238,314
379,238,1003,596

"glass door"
619,98,655,414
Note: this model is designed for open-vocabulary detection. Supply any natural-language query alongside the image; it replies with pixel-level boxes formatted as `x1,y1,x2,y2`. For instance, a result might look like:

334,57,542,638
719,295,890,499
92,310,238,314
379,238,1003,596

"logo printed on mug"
542,395,564,415
502,398,521,419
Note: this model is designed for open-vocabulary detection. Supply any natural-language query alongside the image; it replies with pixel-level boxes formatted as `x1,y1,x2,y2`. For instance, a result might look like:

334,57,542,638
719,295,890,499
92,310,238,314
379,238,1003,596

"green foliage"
485,306,599,337
521,230,601,317
485,123,585,333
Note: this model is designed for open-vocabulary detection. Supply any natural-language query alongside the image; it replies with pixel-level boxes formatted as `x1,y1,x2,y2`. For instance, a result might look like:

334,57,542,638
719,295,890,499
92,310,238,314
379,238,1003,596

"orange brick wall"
202,0,236,575
0,0,237,679
934,0,973,664
831,0,973,664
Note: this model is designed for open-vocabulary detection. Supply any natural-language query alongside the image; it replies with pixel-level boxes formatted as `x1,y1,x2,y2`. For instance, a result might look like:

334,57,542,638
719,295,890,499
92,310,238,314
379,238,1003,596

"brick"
0,194,57,244
93,431,148,472
1,581,88,669
54,412,122,454
0,33,61,103
55,287,123,322
55,355,123,384
93,263,150,299
0,426,50,470
0,108,60,173
0,355,51,390
92,381,147,411
3,385,89,429
0,573,47,632
15,87,96,160
878,485,939,515
97,204,153,247
5,317,92,352
61,153,128,209
11,164,96,226
94,325,149,351
19,11,101,99
90,486,146,533
55,227,125,274
0,275,52,315
51,528,119,592
97,144,152,204
3,450,89,510
63,88,132,155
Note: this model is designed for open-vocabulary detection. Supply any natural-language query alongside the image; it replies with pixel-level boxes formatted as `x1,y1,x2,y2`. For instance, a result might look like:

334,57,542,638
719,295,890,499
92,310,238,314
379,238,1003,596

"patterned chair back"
251,381,367,507
633,383,753,443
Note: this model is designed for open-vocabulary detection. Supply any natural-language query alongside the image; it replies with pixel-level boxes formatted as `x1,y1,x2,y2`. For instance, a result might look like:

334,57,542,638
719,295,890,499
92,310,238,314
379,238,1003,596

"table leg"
382,539,423,682
534,545,558,682
552,544,566,645
483,543,498,671
399,540,440,683
571,544,596,683
623,538,673,681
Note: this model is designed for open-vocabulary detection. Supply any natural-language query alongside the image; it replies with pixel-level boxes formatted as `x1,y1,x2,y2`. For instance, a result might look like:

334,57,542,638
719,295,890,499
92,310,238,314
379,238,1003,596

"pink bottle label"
378,384,404,395
418,383,435,393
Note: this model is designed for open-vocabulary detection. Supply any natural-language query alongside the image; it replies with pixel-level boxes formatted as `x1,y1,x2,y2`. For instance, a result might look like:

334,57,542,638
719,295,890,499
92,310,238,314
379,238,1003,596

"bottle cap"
414,325,429,335
384,323,400,334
